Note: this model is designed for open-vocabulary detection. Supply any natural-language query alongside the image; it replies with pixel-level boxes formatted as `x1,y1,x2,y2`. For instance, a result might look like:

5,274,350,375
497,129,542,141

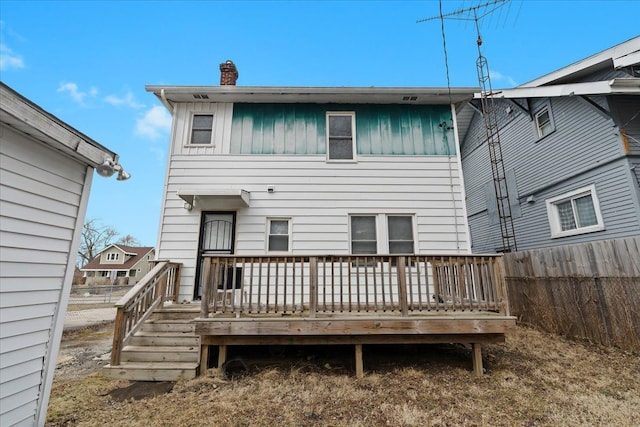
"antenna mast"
419,0,518,252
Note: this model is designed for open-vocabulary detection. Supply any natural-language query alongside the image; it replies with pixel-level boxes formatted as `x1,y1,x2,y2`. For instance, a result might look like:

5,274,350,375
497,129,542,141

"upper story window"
327,112,356,161
534,103,555,139
350,215,377,254
545,184,605,238
387,216,415,254
106,253,119,261
267,218,291,252
190,114,214,145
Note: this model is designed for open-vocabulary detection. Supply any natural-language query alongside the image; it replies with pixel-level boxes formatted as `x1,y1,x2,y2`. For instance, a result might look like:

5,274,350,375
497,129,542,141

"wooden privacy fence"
503,237,640,352
111,261,182,365
199,254,508,317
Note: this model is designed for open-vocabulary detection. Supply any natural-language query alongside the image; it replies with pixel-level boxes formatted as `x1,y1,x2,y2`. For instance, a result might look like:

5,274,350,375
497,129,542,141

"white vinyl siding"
1,126,89,426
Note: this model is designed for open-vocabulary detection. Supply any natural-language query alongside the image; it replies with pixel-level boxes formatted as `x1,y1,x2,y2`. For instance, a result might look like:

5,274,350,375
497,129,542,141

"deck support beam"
355,344,364,379
199,344,209,377
218,344,228,374
472,343,483,378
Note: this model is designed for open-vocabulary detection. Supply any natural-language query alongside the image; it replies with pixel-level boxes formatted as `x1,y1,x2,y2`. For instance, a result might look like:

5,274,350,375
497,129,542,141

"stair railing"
110,260,182,365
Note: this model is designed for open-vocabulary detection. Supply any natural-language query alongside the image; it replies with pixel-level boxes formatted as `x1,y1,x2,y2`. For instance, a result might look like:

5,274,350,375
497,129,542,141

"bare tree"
77,219,119,267
116,234,141,247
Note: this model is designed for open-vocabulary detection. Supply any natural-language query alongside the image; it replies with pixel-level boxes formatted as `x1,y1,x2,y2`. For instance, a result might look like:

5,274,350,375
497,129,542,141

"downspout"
160,89,174,114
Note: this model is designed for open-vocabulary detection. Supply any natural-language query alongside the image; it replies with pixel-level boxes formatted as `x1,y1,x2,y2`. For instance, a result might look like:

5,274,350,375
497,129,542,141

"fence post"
397,256,408,316
309,256,318,318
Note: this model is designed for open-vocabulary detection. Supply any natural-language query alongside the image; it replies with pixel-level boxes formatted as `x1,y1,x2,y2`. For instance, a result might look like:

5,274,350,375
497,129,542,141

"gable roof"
81,246,154,271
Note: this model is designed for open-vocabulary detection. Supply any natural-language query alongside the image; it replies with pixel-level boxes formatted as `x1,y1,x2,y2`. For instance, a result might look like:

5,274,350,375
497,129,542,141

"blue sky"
1,0,638,247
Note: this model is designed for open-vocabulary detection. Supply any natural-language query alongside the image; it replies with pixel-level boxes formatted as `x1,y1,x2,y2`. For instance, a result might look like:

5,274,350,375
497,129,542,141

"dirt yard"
48,323,639,427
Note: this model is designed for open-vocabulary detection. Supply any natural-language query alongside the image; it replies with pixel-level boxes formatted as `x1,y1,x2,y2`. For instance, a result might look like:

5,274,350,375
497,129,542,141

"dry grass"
47,326,639,427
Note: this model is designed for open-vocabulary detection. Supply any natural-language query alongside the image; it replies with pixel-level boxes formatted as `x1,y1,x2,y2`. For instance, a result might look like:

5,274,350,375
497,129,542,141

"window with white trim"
106,253,119,261
387,216,415,254
350,216,377,254
546,185,605,238
267,218,291,252
534,104,554,138
327,112,356,160
190,114,214,144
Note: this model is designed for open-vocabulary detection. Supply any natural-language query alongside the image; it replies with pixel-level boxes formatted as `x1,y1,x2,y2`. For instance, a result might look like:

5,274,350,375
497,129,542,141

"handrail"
110,260,182,366
199,254,507,318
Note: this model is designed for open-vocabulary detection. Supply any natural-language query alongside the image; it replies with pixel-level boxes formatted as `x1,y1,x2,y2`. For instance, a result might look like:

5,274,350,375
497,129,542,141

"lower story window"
350,216,377,254
388,216,415,254
545,185,605,238
267,218,290,252
116,271,127,277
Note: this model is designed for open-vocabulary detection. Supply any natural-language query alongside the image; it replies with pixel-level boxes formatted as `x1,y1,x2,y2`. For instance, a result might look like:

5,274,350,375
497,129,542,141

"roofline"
479,78,640,99
519,36,640,88
145,85,478,108
0,82,117,166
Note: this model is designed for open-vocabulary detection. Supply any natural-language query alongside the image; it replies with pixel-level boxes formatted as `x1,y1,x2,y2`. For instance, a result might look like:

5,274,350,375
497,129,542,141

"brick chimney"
220,60,239,85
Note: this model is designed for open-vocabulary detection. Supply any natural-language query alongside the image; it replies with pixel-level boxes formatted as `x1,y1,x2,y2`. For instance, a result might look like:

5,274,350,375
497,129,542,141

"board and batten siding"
1,126,91,426
462,95,640,253
157,102,469,301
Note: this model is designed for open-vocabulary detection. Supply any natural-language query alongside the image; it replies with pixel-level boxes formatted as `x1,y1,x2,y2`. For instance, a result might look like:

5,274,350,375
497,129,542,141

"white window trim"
349,214,379,255
266,217,292,253
187,112,215,146
106,253,119,261
534,102,555,139
326,111,357,162
545,184,605,238
386,214,416,254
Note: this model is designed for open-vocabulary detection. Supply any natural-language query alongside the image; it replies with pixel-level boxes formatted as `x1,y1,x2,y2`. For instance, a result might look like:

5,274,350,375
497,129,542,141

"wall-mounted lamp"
526,195,536,204
184,202,193,211
267,185,275,193
96,157,131,181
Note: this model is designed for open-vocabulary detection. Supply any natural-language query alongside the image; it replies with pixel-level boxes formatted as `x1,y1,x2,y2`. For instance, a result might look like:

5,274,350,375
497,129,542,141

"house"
460,37,640,253
80,245,155,286
103,61,515,382
0,82,127,426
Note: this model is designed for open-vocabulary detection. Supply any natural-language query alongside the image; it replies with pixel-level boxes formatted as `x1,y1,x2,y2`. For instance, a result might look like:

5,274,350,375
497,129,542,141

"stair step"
141,322,195,333
129,333,199,346
121,345,199,362
104,362,198,381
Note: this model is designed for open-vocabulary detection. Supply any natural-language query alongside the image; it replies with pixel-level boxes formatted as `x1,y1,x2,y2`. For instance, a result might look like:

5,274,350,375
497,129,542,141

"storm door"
194,212,235,299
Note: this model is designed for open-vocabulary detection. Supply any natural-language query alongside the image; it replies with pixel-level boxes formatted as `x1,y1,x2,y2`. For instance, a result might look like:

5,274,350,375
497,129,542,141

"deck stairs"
104,305,201,381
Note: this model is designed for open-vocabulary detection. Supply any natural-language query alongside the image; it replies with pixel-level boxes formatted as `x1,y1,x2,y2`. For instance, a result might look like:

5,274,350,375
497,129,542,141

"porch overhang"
177,189,250,210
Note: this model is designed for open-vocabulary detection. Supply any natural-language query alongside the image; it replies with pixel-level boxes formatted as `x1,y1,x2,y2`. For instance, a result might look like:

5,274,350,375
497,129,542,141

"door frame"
193,211,237,299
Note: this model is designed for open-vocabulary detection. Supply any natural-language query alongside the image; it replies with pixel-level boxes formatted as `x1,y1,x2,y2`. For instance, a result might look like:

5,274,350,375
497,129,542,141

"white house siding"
158,153,470,301
0,126,90,426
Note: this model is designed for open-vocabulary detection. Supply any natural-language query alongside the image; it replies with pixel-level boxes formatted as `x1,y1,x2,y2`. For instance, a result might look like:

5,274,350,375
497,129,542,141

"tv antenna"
419,0,518,253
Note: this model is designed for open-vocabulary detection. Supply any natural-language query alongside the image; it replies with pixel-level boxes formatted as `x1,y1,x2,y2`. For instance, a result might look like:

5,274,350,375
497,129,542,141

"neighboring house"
460,37,640,253
80,245,155,286
147,61,477,302
0,82,127,426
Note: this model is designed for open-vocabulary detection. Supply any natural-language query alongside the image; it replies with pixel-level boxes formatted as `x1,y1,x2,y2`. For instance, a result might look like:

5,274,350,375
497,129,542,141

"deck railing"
110,261,182,365
200,255,508,318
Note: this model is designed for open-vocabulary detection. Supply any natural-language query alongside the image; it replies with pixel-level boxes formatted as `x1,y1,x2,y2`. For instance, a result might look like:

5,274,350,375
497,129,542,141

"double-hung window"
350,216,377,254
190,114,214,145
534,104,554,138
106,253,119,261
545,185,605,238
327,112,356,160
267,218,291,252
387,216,415,254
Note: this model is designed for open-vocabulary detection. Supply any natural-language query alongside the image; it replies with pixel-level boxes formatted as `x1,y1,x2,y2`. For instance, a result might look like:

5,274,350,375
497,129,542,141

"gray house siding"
462,94,639,252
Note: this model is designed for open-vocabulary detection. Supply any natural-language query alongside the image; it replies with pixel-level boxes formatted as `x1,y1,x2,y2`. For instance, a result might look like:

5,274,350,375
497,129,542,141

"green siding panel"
230,104,453,155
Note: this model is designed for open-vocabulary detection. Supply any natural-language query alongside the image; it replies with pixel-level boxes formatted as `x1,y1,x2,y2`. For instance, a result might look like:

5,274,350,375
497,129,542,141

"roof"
0,82,117,167
146,85,478,111
519,36,640,88
81,245,155,271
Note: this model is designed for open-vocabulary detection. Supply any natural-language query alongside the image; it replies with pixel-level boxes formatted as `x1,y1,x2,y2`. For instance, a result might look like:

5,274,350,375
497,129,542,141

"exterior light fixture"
96,157,131,181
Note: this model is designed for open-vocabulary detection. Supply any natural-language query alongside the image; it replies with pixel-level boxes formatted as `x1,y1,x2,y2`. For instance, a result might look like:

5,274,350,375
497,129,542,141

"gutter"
159,89,174,114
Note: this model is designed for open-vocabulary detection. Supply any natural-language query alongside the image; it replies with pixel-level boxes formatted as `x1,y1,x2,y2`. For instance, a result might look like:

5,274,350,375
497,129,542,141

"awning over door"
177,189,250,210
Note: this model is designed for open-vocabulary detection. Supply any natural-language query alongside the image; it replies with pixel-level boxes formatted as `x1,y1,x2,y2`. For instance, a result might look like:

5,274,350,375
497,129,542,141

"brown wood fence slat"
503,237,640,352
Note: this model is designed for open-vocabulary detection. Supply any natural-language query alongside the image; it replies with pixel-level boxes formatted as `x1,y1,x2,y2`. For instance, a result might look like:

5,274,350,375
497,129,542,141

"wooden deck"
108,255,515,379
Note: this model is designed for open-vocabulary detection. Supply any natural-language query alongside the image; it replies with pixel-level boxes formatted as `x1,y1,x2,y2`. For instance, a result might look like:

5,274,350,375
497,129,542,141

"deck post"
472,343,483,377
355,344,364,379
200,259,213,318
199,344,209,377
218,345,228,374
309,256,318,318
493,256,510,316
110,307,126,365
396,256,408,316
